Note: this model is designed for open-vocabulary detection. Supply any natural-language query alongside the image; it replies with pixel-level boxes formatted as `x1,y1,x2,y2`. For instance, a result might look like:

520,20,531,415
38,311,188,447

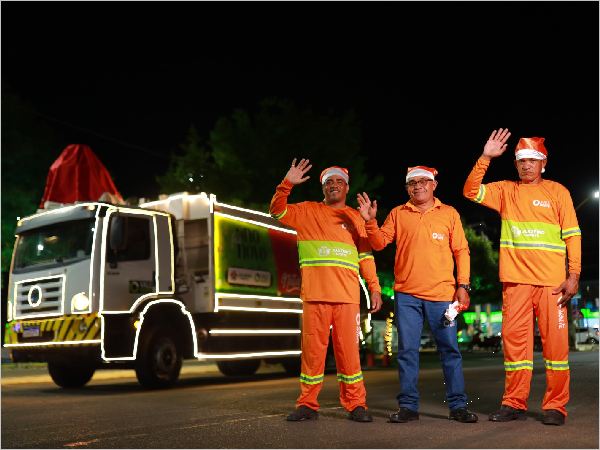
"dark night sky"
3,2,598,277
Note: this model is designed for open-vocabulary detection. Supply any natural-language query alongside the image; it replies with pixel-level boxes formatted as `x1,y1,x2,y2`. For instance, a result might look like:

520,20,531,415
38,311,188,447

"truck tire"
48,362,95,388
216,359,260,376
135,325,183,389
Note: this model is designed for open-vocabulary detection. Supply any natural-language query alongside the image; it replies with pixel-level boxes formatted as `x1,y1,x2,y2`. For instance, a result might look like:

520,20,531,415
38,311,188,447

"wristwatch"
459,284,472,293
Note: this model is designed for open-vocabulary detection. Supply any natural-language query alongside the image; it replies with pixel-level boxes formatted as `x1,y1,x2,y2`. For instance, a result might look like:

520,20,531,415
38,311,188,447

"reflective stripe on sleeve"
270,208,287,220
562,227,581,238
473,185,486,204
358,252,374,261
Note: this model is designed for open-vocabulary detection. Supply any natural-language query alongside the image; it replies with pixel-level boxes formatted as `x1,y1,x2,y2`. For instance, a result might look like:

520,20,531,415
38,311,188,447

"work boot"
448,407,478,423
286,405,318,421
389,407,419,423
489,405,527,422
347,406,373,422
542,409,565,426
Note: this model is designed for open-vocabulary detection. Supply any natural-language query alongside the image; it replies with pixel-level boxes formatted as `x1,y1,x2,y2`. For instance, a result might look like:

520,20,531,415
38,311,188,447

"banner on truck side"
214,215,301,296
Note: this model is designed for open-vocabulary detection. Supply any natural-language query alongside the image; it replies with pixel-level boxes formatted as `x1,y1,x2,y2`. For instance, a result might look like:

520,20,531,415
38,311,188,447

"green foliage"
464,226,502,305
155,124,215,195
158,97,383,213
1,81,62,277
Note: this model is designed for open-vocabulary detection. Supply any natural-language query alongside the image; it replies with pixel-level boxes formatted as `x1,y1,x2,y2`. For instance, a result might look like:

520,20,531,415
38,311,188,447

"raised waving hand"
356,192,377,223
482,128,511,160
286,158,312,185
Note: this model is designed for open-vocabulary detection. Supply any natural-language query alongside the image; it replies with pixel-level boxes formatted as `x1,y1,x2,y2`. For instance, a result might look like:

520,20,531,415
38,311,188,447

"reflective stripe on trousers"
501,283,570,417
296,301,366,412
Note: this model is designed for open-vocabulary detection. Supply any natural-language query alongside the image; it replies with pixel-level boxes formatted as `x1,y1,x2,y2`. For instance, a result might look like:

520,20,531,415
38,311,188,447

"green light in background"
462,311,503,324
582,309,599,319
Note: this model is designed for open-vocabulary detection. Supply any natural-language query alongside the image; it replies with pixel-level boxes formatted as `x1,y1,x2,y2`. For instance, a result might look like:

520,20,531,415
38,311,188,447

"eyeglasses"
406,179,431,188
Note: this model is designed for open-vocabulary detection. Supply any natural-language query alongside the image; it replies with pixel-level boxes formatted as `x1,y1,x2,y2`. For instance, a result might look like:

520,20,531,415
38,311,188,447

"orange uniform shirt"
463,157,582,286
365,198,470,302
270,178,381,303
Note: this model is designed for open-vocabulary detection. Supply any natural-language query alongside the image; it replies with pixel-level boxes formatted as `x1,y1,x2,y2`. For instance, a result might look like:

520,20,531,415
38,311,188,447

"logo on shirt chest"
341,222,355,231
533,199,551,208
318,246,331,257
432,232,445,240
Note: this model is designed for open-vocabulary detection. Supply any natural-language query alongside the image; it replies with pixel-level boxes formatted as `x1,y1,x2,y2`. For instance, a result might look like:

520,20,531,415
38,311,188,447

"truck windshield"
13,218,95,269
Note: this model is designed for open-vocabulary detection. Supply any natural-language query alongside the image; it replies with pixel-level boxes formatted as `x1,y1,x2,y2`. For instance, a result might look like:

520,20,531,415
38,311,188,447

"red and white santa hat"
406,166,438,183
515,137,547,160
320,166,349,184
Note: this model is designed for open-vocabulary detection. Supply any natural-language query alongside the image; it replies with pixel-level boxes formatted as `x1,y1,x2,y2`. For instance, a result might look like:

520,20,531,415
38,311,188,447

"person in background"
463,128,581,426
270,158,383,423
356,165,478,424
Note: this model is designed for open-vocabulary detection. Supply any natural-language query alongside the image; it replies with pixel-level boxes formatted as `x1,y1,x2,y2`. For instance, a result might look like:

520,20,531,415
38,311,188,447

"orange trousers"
501,283,570,416
297,301,366,412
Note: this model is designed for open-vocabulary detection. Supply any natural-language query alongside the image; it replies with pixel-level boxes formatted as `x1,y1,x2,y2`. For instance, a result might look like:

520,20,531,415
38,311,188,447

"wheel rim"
152,338,177,378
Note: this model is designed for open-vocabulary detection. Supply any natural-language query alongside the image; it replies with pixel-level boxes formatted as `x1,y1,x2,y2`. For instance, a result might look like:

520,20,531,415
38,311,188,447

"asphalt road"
1,350,598,449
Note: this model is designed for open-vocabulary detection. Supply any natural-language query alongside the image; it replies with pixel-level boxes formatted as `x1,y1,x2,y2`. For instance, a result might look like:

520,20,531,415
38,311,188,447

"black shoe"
542,409,565,426
489,405,527,422
449,407,478,423
348,406,373,422
286,405,318,421
389,407,419,423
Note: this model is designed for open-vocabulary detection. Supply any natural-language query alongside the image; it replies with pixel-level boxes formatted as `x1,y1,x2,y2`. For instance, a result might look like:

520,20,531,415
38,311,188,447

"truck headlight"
72,293,90,311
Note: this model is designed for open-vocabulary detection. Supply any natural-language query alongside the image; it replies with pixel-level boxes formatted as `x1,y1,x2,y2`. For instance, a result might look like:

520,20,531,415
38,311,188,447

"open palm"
483,128,511,158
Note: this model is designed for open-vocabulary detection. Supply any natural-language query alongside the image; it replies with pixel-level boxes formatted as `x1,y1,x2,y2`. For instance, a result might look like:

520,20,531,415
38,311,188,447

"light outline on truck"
209,329,301,335
98,207,176,315
101,298,197,361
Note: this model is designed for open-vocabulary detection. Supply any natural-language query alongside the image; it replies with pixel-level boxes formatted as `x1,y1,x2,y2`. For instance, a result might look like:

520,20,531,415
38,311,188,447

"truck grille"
14,275,65,319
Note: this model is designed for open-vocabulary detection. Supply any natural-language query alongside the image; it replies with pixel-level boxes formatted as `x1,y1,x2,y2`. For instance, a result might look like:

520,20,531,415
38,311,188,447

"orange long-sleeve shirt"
365,198,470,302
463,157,582,286
270,178,381,303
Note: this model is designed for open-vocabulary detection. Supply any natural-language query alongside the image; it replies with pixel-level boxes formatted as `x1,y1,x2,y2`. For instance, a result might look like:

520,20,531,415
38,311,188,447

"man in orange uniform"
357,166,478,424
270,158,383,422
463,128,582,426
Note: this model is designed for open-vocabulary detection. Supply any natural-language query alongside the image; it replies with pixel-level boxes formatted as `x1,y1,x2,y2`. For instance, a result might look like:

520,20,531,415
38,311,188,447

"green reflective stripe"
270,208,287,220
301,260,359,272
474,185,486,204
337,371,364,384
298,241,359,271
300,373,324,385
504,360,533,371
545,359,569,371
562,227,581,238
500,220,566,253
359,252,374,261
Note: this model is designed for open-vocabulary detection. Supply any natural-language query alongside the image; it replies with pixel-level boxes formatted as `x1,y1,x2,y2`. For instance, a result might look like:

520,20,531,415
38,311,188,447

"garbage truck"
4,192,308,388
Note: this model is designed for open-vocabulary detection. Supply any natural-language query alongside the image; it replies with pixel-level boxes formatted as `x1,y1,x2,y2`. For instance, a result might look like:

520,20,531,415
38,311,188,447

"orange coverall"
464,157,582,416
270,178,381,412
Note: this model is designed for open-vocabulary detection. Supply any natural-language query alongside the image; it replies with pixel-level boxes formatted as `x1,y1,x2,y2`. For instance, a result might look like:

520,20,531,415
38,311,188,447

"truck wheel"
135,325,182,389
216,359,260,376
281,357,302,376
48,362,95,388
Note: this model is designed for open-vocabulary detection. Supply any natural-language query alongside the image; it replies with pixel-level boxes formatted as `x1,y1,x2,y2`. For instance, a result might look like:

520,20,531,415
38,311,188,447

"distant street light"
575,191,599,211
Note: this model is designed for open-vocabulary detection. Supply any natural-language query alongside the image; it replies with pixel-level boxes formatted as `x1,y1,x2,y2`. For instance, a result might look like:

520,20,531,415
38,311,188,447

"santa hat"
515,137,547,160
320,166,349,184
406,166,438,183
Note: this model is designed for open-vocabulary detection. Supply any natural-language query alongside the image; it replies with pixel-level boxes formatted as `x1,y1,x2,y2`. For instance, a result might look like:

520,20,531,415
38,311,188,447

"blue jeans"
394,291,468,412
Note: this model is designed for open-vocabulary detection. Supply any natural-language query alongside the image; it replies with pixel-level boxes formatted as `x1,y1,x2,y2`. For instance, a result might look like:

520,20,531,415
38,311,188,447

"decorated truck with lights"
4,191,307,389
